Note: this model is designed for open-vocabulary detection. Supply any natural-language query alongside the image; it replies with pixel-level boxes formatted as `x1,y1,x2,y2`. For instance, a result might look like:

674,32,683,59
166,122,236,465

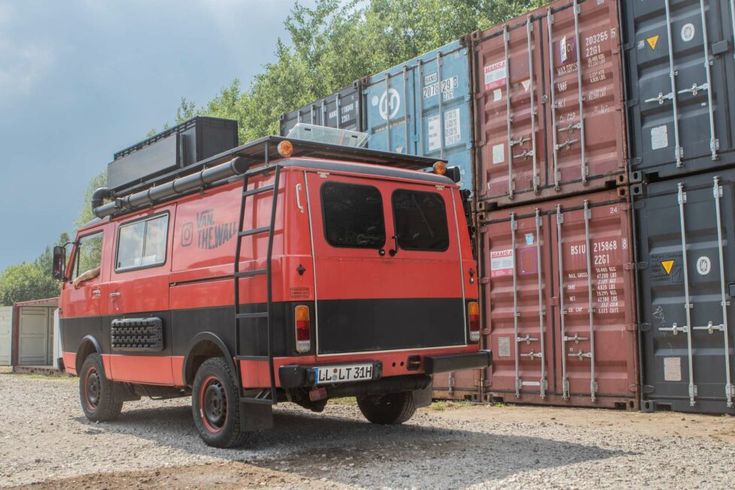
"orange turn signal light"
277,140,294,158
433,161,447,175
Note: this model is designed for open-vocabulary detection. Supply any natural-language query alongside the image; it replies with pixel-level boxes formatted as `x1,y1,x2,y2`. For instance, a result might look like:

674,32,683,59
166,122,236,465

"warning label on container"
664,357,682,382
646,35,660,50
490,249,514,277
492,143,505,165
497,336,511,358
651,125,669,150
484,60,507,91
661,260,675,275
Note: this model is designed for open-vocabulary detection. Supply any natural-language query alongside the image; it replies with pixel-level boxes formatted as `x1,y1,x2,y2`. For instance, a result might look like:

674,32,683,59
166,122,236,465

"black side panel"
280,83,362,136
623,0,735,179
635,168,735,414
316,298,467,355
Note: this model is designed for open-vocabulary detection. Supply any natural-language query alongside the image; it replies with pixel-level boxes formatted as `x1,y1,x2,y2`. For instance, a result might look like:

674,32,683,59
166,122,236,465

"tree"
76,172,107,228
0,263,59,305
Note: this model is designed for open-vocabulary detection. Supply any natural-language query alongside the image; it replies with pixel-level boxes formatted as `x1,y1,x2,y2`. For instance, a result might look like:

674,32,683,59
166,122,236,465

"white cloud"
0,40,53,100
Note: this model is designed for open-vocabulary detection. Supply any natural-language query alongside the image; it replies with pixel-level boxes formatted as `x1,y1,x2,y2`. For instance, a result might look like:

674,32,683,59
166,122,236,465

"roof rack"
92,136,445,219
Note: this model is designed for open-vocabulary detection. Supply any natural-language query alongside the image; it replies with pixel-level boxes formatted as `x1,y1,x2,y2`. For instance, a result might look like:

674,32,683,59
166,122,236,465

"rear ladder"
233,145,282,405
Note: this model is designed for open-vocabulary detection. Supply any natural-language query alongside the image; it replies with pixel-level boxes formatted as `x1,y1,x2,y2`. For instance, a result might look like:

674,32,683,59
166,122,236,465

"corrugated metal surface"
362,40,475,190
473,0,627,208
280,83,362,136
634,168,735,414
624,0,735,180
432,370,484,400
478,188,638,408
0,306,11,366
18,306,54,366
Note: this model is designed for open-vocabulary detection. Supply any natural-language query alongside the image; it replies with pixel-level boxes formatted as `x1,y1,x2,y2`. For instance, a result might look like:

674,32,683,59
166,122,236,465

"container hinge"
692,321,725,334
637,261,649,270
659,323,688,334
623,262,636,271
563,334,587,343
639,322,651,332
517,334,539,344
568,350,592,360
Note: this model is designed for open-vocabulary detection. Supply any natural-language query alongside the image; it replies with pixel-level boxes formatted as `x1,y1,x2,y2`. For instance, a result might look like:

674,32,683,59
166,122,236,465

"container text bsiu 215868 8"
473,0,628,208
478,188,638,409
634,168,735,415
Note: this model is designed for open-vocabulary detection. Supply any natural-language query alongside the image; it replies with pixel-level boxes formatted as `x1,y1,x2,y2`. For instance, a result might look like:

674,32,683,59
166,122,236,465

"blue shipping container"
362,39,475,190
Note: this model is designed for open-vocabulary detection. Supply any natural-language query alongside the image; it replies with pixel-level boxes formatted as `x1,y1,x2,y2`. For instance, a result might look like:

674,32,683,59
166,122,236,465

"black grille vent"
111,318,164,352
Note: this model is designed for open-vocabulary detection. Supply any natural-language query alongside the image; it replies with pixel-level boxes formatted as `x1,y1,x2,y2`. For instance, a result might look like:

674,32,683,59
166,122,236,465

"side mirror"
52,246,66,281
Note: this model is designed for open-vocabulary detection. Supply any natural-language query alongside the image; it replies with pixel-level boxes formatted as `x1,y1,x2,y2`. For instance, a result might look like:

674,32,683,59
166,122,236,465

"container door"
0,307,11,366
474,16,546,204
305,173,467,356
364,66,416,155
18,307,50,366
552,197,637,405
636,170,735,414
624,0,735,177
482,208,554,399
415,42,474,191
543,0,627,190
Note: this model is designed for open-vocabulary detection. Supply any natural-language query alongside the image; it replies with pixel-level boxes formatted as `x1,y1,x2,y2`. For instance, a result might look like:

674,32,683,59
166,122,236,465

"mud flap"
239,401,274,431
413,385,433,408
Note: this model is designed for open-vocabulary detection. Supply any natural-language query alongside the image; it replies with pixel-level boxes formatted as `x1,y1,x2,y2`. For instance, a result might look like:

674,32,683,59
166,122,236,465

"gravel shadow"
72,402,629,488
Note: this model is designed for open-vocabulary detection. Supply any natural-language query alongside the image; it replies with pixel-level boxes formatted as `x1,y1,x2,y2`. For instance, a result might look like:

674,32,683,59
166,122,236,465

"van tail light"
295,305,311,353
468,301,480,343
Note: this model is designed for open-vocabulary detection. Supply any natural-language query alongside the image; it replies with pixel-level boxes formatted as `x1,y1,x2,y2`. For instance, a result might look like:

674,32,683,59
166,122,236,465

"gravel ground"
1,372,734,489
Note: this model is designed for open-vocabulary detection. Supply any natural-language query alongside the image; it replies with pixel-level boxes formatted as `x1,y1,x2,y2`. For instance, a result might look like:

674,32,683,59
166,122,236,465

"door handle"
295,183,305,213
91,288,101,298
109,291,121,298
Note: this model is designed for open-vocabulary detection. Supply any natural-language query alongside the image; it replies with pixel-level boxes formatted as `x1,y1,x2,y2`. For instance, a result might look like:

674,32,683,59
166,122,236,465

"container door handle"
295,183,305,213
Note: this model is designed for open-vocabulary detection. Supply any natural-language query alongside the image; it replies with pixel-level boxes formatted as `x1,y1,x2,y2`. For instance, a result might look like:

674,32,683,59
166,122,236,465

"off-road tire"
79,353,123,422
357,391,417,425
192,357,247,448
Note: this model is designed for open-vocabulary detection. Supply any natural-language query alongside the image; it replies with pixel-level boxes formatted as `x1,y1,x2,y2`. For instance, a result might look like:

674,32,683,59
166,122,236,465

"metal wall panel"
432,370,485,401
280,83,362,136
624,0,735,180
18,306,53,366
0,307,11,366
634,168,735,414
479,188,638,408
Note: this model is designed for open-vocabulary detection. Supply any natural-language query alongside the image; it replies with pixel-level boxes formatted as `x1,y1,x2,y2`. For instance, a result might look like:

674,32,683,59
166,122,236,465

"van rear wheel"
357,391,417,425
192,358,247,448
79,353,123,422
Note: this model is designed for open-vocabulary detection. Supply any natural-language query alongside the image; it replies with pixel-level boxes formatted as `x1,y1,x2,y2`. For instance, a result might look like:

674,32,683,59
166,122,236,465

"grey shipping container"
624,0,735,180
108,116,238,192
279,83,362,136
633,168,735,414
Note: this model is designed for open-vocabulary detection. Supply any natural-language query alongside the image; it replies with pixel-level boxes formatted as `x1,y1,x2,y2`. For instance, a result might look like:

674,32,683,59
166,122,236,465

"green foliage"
0,263,59,305
177,0,543,142
75,172,107,228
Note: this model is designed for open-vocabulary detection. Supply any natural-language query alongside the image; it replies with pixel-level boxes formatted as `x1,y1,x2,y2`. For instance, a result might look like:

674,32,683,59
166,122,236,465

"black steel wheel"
191,358,247,448
357,391,417,425
79,353,123,422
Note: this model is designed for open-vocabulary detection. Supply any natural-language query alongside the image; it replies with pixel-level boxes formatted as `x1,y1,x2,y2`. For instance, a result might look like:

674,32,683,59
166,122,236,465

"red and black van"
53,133,490,447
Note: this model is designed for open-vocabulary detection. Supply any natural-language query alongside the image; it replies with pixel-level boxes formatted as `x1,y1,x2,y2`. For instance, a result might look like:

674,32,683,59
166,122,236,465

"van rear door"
304,171,468,356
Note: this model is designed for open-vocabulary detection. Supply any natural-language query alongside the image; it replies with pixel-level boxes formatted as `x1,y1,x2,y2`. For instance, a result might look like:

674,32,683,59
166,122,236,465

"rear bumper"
279,350,491,389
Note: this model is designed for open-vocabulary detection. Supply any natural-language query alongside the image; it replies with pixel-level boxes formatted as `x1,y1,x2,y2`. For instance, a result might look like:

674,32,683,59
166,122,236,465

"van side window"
116,214,169,271
392,190,449,251
321,182,386,249
73,232,103,280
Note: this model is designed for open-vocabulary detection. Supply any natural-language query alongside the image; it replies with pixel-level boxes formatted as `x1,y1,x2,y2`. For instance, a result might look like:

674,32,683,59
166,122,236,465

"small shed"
12,297,59,367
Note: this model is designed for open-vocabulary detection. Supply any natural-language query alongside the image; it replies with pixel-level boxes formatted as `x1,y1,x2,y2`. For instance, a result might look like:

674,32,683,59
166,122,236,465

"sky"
0,0,308,271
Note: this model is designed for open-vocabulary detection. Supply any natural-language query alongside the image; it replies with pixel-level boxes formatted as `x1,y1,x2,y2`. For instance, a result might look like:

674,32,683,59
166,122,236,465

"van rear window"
116,214,169,271
321,182,386,249
392,190,449,251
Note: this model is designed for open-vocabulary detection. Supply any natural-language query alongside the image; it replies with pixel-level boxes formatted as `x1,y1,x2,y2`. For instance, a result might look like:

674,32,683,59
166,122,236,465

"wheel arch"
76,335,102,374
182,332,238,387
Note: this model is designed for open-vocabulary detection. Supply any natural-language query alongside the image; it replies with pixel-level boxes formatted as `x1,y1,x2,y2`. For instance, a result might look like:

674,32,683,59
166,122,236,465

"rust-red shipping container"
432,370,484,401
478,187,638,409
473,0,627,208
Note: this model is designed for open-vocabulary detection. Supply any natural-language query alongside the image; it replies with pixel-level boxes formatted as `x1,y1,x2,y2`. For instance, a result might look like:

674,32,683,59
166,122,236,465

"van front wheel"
192,358,247,448
79,353,123,422
357,391,417,425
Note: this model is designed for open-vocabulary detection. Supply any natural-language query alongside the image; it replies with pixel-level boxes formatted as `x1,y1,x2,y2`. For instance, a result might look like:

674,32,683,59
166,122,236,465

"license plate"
315,363,374,384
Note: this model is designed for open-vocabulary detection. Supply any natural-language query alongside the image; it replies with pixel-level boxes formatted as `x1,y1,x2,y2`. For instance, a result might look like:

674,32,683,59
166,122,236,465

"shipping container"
432,370,484,401
633,168,735,414
478,188,638,409
624,0,735,181
473,0,628,208
280,83,362,136
362,40,475,190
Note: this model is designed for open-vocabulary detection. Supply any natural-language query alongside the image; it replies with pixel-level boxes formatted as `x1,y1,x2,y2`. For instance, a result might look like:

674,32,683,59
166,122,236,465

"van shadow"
75,402,630,488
